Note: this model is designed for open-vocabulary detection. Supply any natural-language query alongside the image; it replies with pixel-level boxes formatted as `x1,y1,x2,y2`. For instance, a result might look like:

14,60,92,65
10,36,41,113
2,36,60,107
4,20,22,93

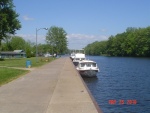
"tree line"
84,26,150,57
1,26,68,58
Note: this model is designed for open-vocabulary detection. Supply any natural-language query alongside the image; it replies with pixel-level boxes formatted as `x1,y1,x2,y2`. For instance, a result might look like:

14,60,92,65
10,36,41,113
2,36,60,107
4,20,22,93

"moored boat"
71,52,85,61
75,60,99,77
70,52,75,60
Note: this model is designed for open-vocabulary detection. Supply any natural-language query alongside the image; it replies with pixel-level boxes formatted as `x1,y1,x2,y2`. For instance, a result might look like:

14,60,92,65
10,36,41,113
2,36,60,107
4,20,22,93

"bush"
0,58,5,61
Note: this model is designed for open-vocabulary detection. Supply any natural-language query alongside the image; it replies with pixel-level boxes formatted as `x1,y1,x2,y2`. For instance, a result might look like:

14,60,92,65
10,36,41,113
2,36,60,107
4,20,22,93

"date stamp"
108,99,137,105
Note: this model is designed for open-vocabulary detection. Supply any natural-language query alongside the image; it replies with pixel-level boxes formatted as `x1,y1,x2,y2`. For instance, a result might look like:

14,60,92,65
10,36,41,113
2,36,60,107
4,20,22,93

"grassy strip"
0,67,29,86
0,57,56,86
0,57,55,68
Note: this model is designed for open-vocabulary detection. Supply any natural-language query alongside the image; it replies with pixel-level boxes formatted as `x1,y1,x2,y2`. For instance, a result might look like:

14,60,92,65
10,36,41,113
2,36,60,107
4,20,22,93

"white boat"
74,53,85,60
71,53,85,61
44,53,52,57
75,60,99,77
70,52,75,60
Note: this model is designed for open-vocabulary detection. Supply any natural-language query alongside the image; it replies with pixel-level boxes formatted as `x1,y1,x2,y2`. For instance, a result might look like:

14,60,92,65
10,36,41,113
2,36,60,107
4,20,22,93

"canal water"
83,56,150,113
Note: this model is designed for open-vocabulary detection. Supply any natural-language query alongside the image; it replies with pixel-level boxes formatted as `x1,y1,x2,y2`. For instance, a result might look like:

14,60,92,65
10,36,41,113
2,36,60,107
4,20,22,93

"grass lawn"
0,57,55,68
0,57,56,86
0,67,29,86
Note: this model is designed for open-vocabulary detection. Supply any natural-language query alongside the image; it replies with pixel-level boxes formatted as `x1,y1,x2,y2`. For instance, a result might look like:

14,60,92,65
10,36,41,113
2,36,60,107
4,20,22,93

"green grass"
0,57,56,86
0,67,29,86
0,57,55,68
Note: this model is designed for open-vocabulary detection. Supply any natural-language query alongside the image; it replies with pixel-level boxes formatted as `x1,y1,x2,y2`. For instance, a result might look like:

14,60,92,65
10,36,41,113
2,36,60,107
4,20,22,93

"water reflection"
82,76,98,83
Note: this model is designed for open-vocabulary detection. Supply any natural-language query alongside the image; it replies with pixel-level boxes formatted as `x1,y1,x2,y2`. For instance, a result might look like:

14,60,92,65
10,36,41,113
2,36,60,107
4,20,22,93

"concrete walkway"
0,57,102,113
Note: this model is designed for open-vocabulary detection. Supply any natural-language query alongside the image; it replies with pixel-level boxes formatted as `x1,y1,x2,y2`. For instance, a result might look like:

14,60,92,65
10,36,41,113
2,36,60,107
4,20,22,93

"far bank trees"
84,26,150,57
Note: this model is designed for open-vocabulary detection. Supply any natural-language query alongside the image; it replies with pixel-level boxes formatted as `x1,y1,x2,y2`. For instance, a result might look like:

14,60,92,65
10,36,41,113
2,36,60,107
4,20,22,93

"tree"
84,41,107,55
106,36,116,56
0,0,21,48
46,26,68,54
25,40,34,58
10,36,25,50
1,35,13,51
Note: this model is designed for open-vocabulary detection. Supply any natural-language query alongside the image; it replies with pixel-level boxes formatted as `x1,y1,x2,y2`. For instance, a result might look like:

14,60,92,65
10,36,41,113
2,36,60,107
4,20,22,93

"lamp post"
36,28,48,63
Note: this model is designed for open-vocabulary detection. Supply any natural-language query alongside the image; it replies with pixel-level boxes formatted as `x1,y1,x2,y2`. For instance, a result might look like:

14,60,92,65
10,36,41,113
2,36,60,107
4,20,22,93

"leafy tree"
1,35,13,51
10,36,25,50
40,44,52,54
85,41,107,55
25,41,34,58
98,41,107,55
0,0,21,48
106,36,115,56
46,26,68,54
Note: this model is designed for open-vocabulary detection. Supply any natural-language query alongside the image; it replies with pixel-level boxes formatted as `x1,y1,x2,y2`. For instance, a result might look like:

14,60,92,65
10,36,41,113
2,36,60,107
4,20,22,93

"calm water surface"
83,56,150,113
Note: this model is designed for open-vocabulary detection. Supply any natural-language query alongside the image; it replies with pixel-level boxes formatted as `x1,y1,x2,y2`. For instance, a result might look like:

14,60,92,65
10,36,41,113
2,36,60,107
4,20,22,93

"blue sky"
13,0,150,49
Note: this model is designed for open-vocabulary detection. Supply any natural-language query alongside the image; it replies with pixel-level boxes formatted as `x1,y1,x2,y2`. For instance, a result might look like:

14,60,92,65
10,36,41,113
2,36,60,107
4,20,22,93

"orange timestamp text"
108,99,137,105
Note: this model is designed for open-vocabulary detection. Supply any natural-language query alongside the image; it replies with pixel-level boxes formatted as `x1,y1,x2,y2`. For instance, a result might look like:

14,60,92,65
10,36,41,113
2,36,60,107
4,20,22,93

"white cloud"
67,34,95,39
23,15,34,21
100,28,107,32
15,34,46,44
15,33,109,49
67,33,109,49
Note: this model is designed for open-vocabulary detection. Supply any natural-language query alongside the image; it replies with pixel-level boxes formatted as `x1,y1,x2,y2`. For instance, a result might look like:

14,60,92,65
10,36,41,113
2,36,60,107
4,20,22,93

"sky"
13,0,150,49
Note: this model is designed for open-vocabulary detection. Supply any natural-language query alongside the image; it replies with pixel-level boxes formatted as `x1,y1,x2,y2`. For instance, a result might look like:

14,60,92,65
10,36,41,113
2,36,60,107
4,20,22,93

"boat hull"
79,70,98,77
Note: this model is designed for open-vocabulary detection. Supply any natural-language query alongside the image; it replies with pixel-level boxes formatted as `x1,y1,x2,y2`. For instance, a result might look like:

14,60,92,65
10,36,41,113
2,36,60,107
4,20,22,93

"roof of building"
14,50,24,53
0,50,26,55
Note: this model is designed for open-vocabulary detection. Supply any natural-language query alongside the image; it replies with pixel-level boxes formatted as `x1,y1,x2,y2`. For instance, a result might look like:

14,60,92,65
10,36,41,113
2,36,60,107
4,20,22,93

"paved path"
0,57,102,113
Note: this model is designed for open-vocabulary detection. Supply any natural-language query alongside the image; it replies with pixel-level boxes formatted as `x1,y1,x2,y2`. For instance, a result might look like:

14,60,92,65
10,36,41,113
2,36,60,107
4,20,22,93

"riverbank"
0,57,102,113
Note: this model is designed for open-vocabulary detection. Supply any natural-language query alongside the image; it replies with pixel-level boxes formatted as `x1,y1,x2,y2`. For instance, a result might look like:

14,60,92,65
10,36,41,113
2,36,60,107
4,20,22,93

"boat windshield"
86,63,91,67
91,63,96,67
81,58,85,60
80,62,97,67
80,63,86,67
73,62,79,66
75,58,85,61
75,58,80,60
